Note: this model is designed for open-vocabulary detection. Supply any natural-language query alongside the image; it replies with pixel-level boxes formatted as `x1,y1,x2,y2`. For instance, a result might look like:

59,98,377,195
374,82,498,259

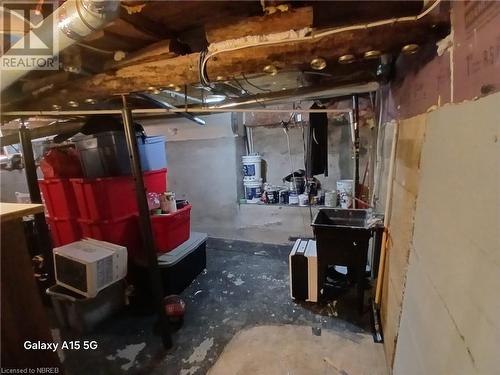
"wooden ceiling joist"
205,6,314,44
10,8,448,110
104,18,159,43
103,39,190,70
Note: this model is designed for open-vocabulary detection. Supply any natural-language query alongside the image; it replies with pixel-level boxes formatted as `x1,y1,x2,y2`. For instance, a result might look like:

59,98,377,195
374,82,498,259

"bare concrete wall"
0,169,30,202
250,123,357,189
393,92,500,374
142,113,242,237
142,113,317,244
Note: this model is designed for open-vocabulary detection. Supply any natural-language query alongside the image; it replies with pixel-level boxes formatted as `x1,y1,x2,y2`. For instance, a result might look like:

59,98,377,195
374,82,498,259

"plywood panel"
380,113,427,369
393,115,427,196
394,251,476,375
394,92,500,373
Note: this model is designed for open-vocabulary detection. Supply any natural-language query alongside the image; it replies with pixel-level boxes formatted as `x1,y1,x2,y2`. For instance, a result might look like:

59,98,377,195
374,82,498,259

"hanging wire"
231,76,253,96
232,76,269,108
76,43,115,55
198,49,211,87
241,73,272,92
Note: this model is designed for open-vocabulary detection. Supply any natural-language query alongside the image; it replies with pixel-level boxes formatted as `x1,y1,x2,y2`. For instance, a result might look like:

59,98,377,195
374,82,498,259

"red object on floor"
78,215,141,258
151,204,191,253
164,295,186,318
38,179,80,218
71,168,167,220
46,216,81,247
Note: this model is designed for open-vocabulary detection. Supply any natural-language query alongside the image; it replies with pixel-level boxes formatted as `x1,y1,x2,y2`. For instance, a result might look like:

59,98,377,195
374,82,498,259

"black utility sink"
311,208,374,313
312,208,371,229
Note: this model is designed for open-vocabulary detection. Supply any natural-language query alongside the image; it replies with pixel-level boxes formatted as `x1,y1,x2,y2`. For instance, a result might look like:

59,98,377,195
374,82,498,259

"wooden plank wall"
393,92,500,374
380,114,427,369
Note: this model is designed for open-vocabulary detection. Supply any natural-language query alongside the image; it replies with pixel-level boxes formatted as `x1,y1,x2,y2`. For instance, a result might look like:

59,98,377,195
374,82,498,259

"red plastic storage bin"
78,215,141,258
151,204,191,253
143,168,168,193
71,168,167,220
39,179,80,218
46,216,81,247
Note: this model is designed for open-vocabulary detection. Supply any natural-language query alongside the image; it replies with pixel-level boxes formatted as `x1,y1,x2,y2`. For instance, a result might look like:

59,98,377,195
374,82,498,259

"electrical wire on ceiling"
231,77,268,107
231,76,253,96
76,43,116,55
242,73,273,93
199,49,210,87
199,0,442,84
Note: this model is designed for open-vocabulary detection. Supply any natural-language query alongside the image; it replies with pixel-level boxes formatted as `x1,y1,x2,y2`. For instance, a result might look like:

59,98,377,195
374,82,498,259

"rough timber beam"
205,6,314,44
10,11,449,110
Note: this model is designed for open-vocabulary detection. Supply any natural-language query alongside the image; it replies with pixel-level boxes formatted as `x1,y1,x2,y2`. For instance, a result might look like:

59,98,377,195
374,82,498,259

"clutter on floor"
58,240,377,375
34,127,203,339
289,209,384,316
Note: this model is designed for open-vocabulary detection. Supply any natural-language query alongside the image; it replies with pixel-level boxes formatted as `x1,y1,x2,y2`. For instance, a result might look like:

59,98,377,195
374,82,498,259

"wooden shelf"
239,202,328,209
0,202,44,222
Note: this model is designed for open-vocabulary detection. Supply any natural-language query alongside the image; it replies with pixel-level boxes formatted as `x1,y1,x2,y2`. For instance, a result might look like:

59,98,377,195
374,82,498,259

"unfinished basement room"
0,0,498,374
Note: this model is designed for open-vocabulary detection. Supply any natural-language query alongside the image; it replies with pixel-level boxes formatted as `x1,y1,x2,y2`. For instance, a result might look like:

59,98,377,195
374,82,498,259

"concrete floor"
209,325,386,375
56,239,385,375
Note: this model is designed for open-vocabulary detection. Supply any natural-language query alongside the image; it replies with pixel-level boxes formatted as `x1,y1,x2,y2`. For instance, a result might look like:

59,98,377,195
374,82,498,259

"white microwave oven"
53,239,127,298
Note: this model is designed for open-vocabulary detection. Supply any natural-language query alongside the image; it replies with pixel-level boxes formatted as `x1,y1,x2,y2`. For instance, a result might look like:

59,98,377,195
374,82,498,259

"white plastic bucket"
242,154,262,181
298,194,309,206
336,180,354,209
244,179,263,203
289,191,299,205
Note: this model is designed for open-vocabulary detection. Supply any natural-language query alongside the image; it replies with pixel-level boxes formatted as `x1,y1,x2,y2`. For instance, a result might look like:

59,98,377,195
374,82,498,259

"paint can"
336,179,354,209
279,190,289,204
290,176,306,194
266,189,279,204
324,191,337,207
164,192,177,213
298,194,309,206
288,191,299,205
244,179,263,203
307,178,318,196
242,154,262,181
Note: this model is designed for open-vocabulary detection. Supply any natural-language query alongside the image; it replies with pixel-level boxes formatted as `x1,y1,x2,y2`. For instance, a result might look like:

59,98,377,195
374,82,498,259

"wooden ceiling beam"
9,11,449,110
205,6,314,44
103,39,190,70
205,15,448,81
104,18,159,43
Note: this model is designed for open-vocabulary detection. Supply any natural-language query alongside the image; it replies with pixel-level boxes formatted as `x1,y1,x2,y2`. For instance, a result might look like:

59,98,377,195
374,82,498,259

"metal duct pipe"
139,93,206,126
213,82,379,110
1,0,119,91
